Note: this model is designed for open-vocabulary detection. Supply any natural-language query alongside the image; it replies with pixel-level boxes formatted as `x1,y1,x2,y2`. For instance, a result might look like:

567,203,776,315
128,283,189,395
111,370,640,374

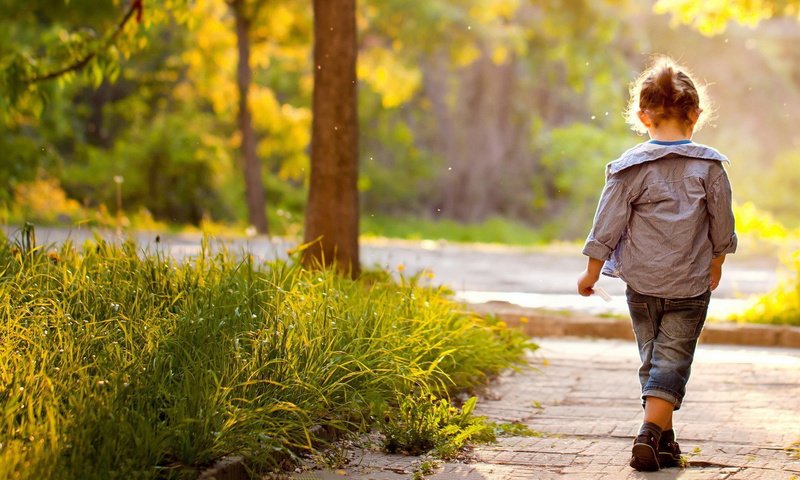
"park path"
4,227,781,319
287,338,800,479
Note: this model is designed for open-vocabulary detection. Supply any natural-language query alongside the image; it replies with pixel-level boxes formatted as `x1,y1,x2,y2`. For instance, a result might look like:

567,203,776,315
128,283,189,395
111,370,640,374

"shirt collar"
607,141,729,177
648,139,693,146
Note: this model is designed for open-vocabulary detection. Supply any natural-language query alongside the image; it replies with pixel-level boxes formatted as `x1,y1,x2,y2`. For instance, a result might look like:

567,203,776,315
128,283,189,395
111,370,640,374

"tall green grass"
0,231,530,479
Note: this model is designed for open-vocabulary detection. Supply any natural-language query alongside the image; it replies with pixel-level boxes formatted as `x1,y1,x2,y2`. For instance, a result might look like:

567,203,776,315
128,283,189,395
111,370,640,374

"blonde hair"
625,56,712,135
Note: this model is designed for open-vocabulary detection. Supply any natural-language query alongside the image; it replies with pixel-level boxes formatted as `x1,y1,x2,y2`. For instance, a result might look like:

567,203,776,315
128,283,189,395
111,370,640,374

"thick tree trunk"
234,1,268,234
304,0,360,277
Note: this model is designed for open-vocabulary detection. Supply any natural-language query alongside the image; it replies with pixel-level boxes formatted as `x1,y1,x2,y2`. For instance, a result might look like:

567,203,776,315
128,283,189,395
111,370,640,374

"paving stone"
288,338,800,479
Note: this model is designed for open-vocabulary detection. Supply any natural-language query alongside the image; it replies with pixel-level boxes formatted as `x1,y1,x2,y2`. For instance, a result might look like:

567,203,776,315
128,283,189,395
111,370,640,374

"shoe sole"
630,443,660,471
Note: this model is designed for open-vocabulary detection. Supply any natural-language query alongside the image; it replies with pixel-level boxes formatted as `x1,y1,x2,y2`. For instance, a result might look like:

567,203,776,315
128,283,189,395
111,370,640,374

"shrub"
734,249,800,326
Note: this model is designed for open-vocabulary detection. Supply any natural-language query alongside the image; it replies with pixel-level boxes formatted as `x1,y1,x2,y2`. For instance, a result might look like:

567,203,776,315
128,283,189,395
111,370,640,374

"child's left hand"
710,255,726,291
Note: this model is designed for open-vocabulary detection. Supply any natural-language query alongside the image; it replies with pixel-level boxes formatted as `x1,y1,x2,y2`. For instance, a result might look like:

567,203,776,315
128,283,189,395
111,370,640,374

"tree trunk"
304,0,360,277
436,50,521,222
233,0,268,234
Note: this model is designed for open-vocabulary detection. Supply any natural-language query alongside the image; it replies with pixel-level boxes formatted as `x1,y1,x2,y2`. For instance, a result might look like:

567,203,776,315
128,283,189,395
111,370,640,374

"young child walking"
577,56,737,472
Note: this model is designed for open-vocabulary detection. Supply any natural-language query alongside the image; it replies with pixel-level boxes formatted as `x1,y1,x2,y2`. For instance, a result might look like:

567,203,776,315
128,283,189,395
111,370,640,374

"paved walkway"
287,338,800,479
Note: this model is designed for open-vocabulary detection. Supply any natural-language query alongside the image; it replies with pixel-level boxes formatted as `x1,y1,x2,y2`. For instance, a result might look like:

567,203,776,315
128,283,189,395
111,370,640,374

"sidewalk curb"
469,301,800,348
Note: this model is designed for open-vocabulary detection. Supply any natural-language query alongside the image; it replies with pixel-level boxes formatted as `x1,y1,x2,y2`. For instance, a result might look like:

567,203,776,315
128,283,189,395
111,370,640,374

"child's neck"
647,121,693,142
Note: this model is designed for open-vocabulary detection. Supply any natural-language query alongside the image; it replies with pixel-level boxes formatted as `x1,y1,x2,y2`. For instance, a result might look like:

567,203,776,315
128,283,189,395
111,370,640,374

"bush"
0,231,532,479
734,249,800,326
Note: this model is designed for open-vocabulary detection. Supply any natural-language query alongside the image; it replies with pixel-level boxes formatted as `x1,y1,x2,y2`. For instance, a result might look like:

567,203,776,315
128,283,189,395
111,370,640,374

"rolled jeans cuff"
642,387,682,411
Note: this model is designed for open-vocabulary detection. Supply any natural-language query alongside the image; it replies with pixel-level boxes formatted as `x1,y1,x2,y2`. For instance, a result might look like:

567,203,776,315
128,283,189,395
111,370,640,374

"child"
577,56,737,472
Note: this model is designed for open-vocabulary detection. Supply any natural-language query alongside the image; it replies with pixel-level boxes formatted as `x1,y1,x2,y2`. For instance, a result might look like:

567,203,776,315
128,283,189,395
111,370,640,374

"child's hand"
577,269,599,296
578,257,604,296
710,254,726,291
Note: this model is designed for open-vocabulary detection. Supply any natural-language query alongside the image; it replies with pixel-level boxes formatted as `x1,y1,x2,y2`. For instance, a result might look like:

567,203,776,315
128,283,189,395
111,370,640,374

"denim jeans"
626,285,711,410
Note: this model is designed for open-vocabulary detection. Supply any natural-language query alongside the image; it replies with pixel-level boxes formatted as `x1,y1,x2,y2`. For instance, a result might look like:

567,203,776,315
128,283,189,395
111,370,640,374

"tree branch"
27,0,144,84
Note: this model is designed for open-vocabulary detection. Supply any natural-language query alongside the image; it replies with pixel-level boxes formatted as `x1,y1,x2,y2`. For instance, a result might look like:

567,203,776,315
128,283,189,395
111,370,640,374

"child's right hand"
578,257,604,296
577,269,599,296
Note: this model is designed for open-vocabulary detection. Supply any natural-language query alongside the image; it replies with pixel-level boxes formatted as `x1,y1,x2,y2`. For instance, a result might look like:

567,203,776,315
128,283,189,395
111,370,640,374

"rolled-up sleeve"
707,171,737,256
582,178,631,260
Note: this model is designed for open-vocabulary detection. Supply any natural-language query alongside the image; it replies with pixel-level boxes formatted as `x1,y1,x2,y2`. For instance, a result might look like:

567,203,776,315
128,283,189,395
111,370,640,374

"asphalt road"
4,226,782,317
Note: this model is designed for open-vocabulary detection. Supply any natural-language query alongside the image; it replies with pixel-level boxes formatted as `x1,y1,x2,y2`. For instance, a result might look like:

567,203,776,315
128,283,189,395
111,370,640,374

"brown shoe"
630,433,660,471
658,440,683,468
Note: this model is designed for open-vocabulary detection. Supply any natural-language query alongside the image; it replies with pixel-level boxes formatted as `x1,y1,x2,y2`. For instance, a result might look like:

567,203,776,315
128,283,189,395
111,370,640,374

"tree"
654,0,800,34
304,0,360,276
228,0,269,234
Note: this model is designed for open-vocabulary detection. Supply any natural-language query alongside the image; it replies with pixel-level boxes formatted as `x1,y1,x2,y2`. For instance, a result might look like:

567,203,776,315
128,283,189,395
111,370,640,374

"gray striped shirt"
582,142,737,298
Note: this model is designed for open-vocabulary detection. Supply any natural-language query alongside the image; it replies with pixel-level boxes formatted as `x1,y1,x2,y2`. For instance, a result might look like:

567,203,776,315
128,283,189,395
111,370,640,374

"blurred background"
2,0,799,246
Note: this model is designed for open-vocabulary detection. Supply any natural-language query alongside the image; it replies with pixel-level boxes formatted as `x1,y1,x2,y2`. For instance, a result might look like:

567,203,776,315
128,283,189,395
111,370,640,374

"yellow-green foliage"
381,395,495,460
734,249,800,325
732,201,800,256
731,202,800,325
0,232,531,479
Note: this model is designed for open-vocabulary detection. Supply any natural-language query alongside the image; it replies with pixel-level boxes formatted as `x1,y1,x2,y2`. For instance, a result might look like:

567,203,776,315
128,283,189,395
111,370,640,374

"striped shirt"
582,141,737,298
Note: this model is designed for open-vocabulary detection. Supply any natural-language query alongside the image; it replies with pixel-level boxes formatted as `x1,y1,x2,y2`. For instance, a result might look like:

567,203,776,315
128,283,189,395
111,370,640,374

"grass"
0,228,532,479
360,215,558,246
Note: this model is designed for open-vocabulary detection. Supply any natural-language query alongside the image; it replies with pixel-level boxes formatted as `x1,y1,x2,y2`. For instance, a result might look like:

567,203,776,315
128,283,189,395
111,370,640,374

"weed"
787,440,800,459
413,459,440,479
493,422,541,437
381,395,496,459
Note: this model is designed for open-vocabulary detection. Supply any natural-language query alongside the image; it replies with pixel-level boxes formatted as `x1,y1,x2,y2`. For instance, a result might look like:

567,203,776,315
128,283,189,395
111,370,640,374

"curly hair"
625,56,712,135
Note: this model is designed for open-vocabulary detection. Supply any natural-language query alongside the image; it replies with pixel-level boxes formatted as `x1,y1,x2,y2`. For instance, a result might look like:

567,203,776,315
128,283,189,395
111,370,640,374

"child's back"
585,142,736,297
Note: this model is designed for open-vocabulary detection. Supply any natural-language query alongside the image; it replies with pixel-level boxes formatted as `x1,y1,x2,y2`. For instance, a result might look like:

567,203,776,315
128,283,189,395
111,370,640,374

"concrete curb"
468,301,800,348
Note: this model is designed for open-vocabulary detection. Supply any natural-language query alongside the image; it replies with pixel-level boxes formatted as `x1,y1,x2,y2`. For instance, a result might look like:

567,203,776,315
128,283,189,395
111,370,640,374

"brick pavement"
285,338,800,480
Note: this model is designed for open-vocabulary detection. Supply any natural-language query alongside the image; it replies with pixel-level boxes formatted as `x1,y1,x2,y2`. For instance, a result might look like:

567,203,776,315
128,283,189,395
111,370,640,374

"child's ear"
688,108,701,126
637,110,652,127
